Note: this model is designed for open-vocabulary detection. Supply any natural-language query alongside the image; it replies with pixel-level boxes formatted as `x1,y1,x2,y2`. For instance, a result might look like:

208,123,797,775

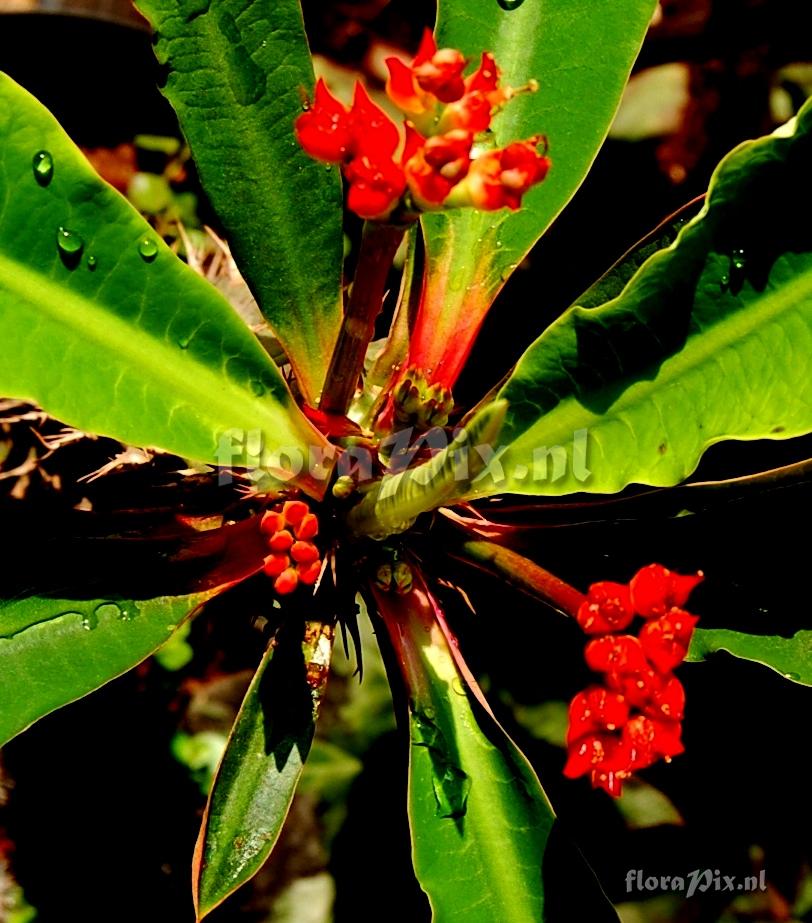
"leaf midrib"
505,259,812,449
0,248,302,455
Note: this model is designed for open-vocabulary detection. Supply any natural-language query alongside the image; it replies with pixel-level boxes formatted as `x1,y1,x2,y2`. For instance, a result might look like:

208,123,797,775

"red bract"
566,564,702,796
567,686,629,743
630,563,704,617
622,715,684,770
296,41,550,220
576,580,634,634
345,152,407,220
449,137,551,211
349,83,401,159
294,78,355,163
585,634,649,674
386,29,467,115
563,732,618,779
404,127,473,207
607,667,665,709
639,610,699,673
643,674,686,722
441,52,508,133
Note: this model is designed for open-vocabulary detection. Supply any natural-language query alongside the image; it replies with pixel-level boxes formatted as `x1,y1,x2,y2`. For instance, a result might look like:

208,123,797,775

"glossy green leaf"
688,628,812,686
374,580,554,922
0,75,332,494
0,590,215,746
194,621,334,919
470,103,812,497
136,0,343,403
411,0,658,386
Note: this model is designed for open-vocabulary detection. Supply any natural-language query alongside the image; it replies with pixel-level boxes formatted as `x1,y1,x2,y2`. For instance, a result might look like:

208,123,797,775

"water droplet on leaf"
32,150,54,186
95,602,122,621
138,236,159,262
731,248,746,271
87,255,97,270
56,226,83,256
119,602,140,621
177,334,191,349
497,0,525,9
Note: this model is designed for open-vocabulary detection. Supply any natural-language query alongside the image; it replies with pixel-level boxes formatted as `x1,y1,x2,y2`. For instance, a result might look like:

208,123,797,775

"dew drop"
784,671,801,681
87,255,97,270
497,0,525,9
32,150,54,186
731,248,746,271
56,226,84,257
138,236,159,262
119,601,140,622
81,610,99,631
95,602,122,621
177,334,191,349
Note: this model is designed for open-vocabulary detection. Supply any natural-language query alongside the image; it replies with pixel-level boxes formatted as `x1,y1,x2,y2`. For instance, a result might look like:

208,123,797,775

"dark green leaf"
0,75,332,493
136,0,344,403
473,102,812,497
0,590,215,746
688,627,812,686
194,621,334,919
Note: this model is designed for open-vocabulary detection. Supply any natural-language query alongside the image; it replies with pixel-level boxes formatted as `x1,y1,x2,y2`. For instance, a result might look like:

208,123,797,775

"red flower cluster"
260,501,322,595
294,30,550,220
564,564,703,797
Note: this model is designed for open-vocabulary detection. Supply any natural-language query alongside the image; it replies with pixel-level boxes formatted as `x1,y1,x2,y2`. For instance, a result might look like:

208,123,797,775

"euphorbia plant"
1,0,811,919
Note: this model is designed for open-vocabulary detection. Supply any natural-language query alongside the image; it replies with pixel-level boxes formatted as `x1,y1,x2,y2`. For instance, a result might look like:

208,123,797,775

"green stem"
319,222,405,416
457,540,586,617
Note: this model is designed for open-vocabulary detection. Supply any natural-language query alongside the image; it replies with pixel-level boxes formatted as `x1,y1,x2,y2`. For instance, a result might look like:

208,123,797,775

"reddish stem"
456,540,586,617
320,222,405,415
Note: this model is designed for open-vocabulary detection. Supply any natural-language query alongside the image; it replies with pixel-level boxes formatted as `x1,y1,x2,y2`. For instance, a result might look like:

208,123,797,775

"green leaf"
687,627,812,686
0,590,215,747
136,0,343,403
0,75,332,494
472,102,812,497
412,0,658,386
194,621,334,919
373,581,555,922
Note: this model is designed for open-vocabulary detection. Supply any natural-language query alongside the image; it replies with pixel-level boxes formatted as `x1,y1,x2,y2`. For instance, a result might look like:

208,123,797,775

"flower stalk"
319,221,405,416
